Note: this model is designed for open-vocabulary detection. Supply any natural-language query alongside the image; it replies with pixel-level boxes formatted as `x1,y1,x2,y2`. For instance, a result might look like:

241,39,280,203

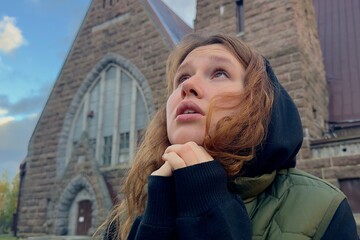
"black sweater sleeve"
173,160,252,240
128,161,252,240
321,199,359,240
128,176,177,240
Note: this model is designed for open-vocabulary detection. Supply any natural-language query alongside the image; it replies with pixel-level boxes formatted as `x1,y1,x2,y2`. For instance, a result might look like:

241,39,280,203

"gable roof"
143,0,193,46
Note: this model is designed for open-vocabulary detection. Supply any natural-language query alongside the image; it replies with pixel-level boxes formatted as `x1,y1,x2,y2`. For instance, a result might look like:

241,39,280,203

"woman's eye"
176,75,190,86
213,70,229,79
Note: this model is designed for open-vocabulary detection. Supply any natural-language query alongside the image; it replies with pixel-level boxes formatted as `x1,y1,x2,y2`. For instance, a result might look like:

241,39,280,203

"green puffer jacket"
231,168,346,240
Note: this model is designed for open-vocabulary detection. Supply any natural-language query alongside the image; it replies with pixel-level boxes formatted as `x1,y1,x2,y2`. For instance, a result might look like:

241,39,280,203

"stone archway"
54,175,98,236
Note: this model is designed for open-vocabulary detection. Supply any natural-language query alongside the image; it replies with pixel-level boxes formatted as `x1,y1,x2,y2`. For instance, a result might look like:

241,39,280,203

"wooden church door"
76,200,92,235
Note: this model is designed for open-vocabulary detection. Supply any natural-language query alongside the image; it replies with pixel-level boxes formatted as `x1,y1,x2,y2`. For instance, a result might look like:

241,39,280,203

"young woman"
101,33,359,239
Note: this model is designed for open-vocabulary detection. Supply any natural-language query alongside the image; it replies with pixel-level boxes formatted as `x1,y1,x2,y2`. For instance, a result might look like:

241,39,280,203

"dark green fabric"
232,168,345,240
229,171,276,201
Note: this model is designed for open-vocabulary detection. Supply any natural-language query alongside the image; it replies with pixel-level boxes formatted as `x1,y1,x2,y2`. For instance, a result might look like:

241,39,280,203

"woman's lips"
176,112,203,122
176,100,204,122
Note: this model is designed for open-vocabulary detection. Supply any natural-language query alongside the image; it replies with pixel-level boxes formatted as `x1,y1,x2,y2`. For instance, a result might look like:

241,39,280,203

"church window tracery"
67,64,149,167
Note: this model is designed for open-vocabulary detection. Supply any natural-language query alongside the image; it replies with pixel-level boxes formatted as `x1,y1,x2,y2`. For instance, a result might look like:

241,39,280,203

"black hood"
241,59,303,177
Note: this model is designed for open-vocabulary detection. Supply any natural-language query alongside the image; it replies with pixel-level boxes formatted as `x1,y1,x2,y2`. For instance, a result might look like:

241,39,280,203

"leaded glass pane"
120,132,130,149
136,88,147,130
103,66,116,136
103,136,112,165
88,83,100,139
73,104,84,142
119,71,132,132
119,132,129,163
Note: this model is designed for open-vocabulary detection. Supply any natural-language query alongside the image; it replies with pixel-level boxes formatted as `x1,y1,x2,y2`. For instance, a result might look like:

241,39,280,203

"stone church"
15,0,360,237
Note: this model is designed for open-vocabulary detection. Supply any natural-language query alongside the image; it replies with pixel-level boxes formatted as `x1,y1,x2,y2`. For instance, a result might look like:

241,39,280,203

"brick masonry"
17,0,360,237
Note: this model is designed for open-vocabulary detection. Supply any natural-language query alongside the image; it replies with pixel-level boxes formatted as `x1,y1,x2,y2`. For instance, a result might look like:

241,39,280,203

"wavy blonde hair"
97,33,274,239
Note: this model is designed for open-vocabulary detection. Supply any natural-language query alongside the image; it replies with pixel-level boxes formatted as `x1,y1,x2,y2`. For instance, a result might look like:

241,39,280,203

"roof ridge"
144,0,193,46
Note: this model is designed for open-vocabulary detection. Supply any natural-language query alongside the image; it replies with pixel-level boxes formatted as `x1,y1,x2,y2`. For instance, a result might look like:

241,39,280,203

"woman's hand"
151,161,173,176
151,141,213,176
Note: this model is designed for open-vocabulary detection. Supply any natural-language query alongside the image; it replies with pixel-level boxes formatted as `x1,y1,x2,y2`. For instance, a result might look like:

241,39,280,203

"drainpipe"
12,160,26,237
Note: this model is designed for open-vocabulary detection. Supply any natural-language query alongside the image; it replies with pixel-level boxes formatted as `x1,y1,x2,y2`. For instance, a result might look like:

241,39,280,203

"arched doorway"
54,176,97,236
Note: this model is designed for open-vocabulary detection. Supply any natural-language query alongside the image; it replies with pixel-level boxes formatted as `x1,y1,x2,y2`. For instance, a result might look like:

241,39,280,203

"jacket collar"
228,171,276,201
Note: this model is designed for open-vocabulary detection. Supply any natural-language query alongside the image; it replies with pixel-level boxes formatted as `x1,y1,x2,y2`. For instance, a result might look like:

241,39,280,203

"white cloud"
0,107,8,115
0,16,27,53
0,116,14,126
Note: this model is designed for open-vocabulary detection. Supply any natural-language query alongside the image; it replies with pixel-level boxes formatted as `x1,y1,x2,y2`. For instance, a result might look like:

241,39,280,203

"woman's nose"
181,76,202,98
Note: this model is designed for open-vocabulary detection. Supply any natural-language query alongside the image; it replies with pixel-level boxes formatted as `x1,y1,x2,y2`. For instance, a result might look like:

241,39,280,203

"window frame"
236,0,245,35
66,64,150,168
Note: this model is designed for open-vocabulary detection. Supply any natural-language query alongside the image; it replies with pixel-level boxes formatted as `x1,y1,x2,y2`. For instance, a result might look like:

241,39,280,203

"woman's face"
166,44,246,145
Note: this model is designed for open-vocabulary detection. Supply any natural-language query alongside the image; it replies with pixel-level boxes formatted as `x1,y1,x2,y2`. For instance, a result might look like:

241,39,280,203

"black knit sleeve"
321,199,359,240
128,176,178,240
173,160,252,240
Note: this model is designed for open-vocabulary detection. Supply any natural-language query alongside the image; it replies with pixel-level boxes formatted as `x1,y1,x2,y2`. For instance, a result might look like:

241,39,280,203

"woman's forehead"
179,44,239,67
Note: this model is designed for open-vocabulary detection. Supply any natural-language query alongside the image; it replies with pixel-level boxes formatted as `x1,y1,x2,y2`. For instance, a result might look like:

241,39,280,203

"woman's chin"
169,134,204,145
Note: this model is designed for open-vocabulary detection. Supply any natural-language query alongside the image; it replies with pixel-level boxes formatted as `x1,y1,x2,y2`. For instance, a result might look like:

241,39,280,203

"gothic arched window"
67,64,150,167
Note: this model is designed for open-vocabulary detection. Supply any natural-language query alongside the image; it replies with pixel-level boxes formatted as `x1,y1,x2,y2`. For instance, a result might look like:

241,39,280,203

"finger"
184,142,213,163
164,144,182,154
151,161,172,176
165,142,213,166
162,152,187,170
165,143,199,166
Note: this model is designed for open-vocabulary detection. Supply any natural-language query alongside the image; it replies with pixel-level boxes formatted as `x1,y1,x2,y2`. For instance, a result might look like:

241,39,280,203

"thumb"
151,161,173,177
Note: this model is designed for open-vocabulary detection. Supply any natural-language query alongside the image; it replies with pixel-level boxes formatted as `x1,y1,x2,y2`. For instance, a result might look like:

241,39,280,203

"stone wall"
17,0,171,236
195,0,328,159
195,0,237,34
298,154,360,186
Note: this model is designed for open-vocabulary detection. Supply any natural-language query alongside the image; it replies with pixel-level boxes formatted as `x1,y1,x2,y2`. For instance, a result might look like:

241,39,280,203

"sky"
0,0,196,181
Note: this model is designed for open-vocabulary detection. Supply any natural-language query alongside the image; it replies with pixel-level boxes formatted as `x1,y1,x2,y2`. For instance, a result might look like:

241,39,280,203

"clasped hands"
151,141,214,176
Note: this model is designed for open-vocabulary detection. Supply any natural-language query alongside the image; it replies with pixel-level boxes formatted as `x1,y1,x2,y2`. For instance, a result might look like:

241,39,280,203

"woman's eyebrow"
176,62,190,74
209,55,235,66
